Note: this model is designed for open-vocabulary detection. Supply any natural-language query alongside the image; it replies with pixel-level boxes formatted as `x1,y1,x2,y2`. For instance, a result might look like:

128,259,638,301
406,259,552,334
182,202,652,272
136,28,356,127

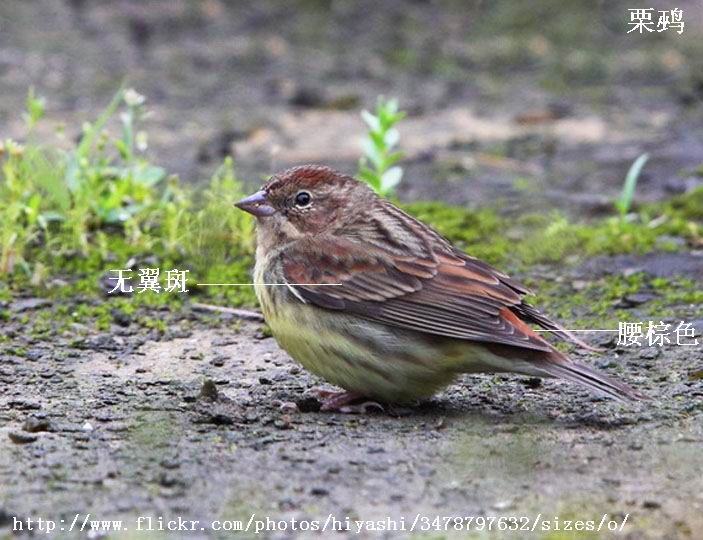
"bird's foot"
311,389,384,414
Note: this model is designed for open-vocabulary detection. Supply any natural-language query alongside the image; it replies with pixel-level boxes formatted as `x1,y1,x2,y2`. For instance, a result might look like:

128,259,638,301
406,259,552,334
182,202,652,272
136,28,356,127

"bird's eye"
295,191,312,207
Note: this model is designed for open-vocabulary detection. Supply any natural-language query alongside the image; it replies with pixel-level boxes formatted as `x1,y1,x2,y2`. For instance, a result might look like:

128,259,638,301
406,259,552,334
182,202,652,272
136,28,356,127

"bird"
235,164,645,411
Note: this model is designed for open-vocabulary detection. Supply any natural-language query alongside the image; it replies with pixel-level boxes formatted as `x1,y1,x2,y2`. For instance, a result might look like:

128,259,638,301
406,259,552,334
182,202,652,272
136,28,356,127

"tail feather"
495,305,645,402
534,357,648,403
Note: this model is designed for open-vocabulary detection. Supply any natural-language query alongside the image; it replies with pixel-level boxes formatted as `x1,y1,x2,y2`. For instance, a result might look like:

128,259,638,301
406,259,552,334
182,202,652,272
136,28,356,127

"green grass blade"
76,88,125,159
617,153,649,217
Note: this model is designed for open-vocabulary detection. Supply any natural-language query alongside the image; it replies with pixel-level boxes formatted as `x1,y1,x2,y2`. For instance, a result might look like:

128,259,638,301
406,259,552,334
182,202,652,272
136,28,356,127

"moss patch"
402,186,702,271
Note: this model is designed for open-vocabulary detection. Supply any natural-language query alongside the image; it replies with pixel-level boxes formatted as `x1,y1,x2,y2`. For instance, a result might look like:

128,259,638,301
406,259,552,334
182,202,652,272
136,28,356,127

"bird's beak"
234,190,276,217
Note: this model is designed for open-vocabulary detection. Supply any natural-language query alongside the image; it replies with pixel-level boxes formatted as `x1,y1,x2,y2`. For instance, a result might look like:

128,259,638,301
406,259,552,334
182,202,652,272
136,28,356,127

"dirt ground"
1,1,703,539
1,292,702,539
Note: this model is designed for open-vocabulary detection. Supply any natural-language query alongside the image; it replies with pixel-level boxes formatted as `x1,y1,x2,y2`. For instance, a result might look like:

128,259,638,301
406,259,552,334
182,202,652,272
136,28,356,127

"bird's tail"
532,353,648,403
491,306,647,402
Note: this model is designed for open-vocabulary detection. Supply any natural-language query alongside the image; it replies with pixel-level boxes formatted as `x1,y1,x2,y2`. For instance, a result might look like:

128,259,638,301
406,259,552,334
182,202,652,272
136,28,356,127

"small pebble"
279,402,299,414
639,348,660,360
629,442,644,451
597,358,617,369
274,418,292,430
618,293,655,307
295,397,321,413
23,417,51,433
492,500,515,511
522,377,542,388
199,379,219,401
9,431,38,444
210,356,225,367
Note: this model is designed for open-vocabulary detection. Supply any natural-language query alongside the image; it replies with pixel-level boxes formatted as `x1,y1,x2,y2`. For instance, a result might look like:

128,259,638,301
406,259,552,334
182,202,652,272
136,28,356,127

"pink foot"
311,389,384,414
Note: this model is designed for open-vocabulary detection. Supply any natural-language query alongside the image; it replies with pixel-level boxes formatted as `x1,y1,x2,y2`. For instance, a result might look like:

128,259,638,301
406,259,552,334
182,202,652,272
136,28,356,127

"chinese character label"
645,321,671,347
674,321,699,346
107,269,134,294
137,268,161,294
628,8,655,33
617,320,700,348
617,322,643,347
165,269,190,293
106,268,191,294
629,8,684,34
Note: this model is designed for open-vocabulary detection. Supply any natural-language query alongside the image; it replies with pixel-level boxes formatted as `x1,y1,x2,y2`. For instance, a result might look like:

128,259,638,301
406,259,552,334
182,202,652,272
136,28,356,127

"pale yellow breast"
253,249,280,319
252,244,463,402
261,296,459,402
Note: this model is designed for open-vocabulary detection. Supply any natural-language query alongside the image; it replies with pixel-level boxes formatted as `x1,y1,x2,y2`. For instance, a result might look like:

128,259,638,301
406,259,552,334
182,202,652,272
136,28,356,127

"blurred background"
2,0,702,218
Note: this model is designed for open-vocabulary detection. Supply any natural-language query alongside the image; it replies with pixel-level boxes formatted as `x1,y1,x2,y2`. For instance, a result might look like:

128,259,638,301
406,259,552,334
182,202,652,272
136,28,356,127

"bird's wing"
279,218,556,352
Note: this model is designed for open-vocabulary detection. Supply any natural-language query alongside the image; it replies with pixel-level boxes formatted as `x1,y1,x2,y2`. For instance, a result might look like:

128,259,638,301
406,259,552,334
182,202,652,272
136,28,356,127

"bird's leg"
319,390,363,411
312,389,384,413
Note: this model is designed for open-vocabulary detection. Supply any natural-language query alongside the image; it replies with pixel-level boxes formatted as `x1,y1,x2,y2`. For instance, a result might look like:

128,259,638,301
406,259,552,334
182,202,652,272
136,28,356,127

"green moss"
402,201,511,265
529,273,697,331
259,324,273,338
0,286,11,302
664,186,703,220
402,190,700,274
128,411,179,450
649,277,703,306
140,317,167,333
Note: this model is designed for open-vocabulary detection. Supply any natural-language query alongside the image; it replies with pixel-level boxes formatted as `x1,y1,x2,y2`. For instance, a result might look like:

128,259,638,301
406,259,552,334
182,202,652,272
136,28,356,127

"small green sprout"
615,153,649,222
23,87,46,131
357,96,406,196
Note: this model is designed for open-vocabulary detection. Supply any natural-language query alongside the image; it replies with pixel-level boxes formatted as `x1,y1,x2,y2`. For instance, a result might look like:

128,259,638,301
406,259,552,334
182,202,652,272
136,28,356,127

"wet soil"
1,288,702,539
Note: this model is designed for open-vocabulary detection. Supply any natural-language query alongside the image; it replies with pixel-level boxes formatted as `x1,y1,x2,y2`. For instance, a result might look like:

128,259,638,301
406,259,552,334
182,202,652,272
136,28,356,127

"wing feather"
280,230,553,352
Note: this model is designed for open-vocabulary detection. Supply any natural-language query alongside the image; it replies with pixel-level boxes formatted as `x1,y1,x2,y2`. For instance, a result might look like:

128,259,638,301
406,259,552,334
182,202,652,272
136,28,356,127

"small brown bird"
236,165,644,410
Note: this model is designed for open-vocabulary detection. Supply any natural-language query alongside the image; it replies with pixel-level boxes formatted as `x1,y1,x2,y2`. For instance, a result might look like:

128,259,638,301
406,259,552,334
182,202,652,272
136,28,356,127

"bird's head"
235,165,376,241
